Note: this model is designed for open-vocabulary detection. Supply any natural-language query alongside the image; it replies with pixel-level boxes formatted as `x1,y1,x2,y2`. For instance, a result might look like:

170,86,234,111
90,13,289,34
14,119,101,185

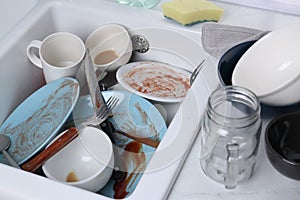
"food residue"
113,141,146,199
123,62,191,99
66,171,79,182
134,102,159,141
94,50,118,65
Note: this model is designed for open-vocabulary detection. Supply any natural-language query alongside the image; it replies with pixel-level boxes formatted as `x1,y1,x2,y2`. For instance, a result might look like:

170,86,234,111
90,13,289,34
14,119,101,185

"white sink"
0,0,218,199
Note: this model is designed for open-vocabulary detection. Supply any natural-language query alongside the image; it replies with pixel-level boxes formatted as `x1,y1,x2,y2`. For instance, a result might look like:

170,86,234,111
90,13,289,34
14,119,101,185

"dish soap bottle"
116,0,160,8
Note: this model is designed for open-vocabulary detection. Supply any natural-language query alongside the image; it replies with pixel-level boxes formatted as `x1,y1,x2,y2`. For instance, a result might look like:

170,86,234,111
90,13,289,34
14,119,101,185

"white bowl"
232,24,300,106
42,127,114,192
85,23,132,74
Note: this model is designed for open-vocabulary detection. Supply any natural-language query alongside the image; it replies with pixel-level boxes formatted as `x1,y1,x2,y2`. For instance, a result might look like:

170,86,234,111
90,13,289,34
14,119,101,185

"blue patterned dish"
72,90,167,197
0,77,79,165
99,90,167,198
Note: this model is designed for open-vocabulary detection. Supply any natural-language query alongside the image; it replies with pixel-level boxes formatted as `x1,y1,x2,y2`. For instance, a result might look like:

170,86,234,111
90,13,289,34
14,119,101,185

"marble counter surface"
1,0,300,199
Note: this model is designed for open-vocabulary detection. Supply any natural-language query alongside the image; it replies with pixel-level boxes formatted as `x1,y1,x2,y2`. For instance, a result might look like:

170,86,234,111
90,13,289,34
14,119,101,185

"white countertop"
1,0,300,199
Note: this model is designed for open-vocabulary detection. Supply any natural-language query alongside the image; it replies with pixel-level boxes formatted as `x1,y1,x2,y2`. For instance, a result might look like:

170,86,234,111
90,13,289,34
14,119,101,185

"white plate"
116,61,191,103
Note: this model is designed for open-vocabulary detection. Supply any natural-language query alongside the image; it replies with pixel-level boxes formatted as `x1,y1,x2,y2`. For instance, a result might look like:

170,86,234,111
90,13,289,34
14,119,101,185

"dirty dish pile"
99,90,167,198
232,25,300,106
68,90,168,198
1,22,196,197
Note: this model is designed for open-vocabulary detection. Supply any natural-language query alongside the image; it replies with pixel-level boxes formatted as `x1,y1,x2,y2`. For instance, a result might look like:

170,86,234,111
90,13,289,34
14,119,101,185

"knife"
21,50,109,172
21,127,78,172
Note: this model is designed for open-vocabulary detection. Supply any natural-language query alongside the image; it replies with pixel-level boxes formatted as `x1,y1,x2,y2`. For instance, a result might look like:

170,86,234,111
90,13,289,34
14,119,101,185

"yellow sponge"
162,0,224,26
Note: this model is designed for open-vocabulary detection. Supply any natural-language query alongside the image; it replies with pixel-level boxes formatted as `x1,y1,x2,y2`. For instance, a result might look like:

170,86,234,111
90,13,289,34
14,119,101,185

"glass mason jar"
116,0,160,9
199,86,262,189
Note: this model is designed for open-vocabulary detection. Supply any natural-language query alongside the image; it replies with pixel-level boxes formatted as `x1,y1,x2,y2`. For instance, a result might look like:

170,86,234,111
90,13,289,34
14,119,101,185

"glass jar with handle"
200,86,262,189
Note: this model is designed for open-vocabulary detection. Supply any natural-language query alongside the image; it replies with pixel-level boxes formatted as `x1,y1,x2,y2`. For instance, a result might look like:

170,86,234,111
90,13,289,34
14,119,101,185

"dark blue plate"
218,41,257,86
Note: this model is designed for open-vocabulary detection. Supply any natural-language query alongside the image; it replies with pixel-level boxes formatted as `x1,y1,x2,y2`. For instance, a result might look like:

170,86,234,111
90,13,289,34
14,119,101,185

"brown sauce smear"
124,63,190,98
113,141,146,199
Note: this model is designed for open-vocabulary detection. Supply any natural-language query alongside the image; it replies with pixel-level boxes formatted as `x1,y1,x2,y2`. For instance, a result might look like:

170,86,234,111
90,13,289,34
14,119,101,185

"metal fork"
83,96,119,126
190,59,206,85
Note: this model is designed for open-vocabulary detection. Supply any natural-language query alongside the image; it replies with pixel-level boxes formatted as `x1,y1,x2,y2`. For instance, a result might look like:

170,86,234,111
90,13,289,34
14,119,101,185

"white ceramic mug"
85,23,132,78
26,32,86,83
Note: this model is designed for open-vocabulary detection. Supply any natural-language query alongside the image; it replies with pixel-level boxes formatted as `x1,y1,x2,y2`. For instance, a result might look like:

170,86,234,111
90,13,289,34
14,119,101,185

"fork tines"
96,96,119,120
106,96,119,111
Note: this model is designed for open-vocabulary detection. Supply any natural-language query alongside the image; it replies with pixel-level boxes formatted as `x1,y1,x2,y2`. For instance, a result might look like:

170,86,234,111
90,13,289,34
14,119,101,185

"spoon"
0,134,21,169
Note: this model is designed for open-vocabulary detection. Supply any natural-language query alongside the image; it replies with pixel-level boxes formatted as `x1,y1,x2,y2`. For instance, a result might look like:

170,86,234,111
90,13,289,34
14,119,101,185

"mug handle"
26,40,43,69
225,143,239,189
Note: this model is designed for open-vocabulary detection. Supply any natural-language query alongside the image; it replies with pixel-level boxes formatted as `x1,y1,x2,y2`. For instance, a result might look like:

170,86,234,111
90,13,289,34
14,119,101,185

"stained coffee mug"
26,32,86,83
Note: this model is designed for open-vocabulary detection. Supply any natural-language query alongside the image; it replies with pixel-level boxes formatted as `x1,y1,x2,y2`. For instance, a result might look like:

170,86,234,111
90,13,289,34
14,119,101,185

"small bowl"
232,24,300,106
42,127,114,192
218,40,256,86
85,23,133,74
265,112,300,180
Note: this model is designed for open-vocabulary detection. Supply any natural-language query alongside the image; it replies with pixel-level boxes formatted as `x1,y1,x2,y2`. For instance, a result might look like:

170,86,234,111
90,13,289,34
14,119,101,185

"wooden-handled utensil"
21,127,78,172
114,130,160,148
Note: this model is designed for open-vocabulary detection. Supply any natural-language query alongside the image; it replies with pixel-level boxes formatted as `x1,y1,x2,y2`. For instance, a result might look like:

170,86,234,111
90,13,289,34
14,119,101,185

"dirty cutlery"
114,130,159,148
190,59,206,85
83,95,119,126
0,134,21,169
21,128,78,172
21,96,118,172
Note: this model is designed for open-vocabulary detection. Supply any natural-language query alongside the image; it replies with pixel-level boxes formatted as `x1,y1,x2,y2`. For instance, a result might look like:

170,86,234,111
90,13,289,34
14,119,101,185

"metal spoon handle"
2,150,21,169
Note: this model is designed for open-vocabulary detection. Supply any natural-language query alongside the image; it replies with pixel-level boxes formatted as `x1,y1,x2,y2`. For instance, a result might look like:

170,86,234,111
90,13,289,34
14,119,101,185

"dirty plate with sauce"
0,77,79,165
116,61,191,103
95,90,167,198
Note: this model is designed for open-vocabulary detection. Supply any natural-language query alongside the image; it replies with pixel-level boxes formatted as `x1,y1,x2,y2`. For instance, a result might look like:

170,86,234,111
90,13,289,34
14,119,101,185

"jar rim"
207,86,261,127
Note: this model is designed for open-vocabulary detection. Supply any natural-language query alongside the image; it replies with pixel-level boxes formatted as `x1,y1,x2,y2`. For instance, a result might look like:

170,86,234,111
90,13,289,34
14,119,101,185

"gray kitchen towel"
201,22,269,59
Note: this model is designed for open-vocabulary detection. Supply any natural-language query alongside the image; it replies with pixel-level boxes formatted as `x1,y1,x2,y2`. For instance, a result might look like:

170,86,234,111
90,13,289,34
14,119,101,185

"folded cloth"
201,22,269,59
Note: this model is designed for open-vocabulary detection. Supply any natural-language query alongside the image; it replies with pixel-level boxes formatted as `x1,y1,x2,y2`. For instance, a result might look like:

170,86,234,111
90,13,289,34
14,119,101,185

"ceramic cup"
26,32,86,83
200,86,262,189
85,23,132,80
